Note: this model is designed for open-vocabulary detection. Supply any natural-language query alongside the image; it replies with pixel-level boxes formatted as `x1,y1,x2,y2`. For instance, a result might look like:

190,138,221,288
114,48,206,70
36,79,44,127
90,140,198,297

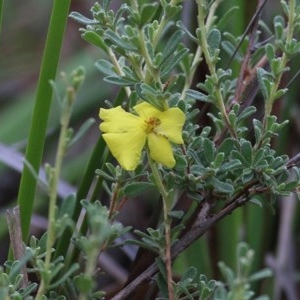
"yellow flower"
99,102,185,170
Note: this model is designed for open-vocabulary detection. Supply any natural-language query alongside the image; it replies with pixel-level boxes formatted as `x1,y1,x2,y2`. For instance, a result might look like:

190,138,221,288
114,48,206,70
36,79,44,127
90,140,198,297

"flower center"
145,117,161,133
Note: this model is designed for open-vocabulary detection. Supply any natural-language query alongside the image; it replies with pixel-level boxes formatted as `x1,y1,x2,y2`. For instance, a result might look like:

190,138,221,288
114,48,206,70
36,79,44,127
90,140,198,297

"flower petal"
147,133,176,168
102,131,146,171
134,102,161,120
157,108,185,144
100,106,143,133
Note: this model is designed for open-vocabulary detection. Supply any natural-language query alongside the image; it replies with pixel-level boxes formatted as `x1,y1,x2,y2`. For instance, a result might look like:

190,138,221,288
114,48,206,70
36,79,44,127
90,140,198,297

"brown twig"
287,151,300,168
6,206,29,288
226,0,268,70
109,193,250,300
233,0,268,103
165,223,174,300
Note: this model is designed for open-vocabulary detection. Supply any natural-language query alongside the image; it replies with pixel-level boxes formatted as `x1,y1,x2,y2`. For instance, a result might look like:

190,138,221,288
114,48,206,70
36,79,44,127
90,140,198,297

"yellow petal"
102,131,147,171
134,102,161,120
99,106,143,133
157,108,185,144
147,133,176,168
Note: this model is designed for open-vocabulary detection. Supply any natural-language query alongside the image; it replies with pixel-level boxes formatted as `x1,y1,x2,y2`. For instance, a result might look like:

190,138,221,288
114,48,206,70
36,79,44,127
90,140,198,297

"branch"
110,195,249,300
110,151,300,299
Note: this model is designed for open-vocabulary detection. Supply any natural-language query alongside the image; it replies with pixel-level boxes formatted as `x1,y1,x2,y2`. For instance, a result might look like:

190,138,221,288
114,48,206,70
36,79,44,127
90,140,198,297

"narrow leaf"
104,29,138,51
104,75,136,86
68,118,95,148
140,3,159,26
95,59,117,76
186,89,209,102
69,12,99,25
161,30,185,65
211,177,234,194
82,31,108,52
160,48,189,77
207,29,221,57
257,67,269,100
123,182,154,197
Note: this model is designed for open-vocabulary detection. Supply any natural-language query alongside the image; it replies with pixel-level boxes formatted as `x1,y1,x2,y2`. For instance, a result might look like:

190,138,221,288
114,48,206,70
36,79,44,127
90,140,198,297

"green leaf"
228,109,237,127
242,168,254,183
274,88,288,100
95,59,117,76
160,30,185,65
253,118,263,143
217,6,239,29
218,261,235,285
69,12,99,25
211,177,234,194
135,82,165,110
237,106,256,122
248,268,272,282
213,152,225,168
74,273,95,294
49,263,79,289
104,29,138,51
274,15,285,41
249,195,263,207
68,118,95,148
102,0,111,11
240,139,253,165
257,67,271,100
123,182,155,197
140,3,159,26
168,210,184,219
182,267,197,282
203,138,215,163
265,43,275,61
220,159,242,173
176,20,198,44
222,41,243,61
160,48,189,77
81,30,108,52
104,75,136,86
218,138,235,156
186,89,209,102
207,28,221,57
165,3,181,19
58,193,76,218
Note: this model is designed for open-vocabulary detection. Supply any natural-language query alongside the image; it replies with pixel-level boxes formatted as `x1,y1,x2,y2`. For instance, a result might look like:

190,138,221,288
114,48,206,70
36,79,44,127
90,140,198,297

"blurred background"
0,0,299,299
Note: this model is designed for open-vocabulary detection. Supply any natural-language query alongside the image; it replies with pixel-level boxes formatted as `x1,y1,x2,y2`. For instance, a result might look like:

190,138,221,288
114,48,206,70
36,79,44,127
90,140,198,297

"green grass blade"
16,0,71,241
0,0,4,43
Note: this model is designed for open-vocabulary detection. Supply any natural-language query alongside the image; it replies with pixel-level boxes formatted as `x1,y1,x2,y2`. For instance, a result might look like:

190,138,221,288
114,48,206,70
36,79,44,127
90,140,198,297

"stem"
35,87,75,299
152,0,181,47
264,0,295,120
6,206,28,288
110,194,250,300
108,182,121,219
136,27,162,87
196,0,237,139
147,152,174,300
182,45,203,96
205,0,222,31
78,247,99,300
107,47,132,98
182,0,221,96
55,87,126,265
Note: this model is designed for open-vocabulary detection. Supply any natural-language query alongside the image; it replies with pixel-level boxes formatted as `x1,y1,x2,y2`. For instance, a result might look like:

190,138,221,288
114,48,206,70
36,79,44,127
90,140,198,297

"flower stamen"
145,117,161,133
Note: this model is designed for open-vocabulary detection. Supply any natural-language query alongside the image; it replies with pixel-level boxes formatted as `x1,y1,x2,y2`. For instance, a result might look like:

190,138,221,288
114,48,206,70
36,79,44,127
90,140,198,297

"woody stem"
147,151,174,300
